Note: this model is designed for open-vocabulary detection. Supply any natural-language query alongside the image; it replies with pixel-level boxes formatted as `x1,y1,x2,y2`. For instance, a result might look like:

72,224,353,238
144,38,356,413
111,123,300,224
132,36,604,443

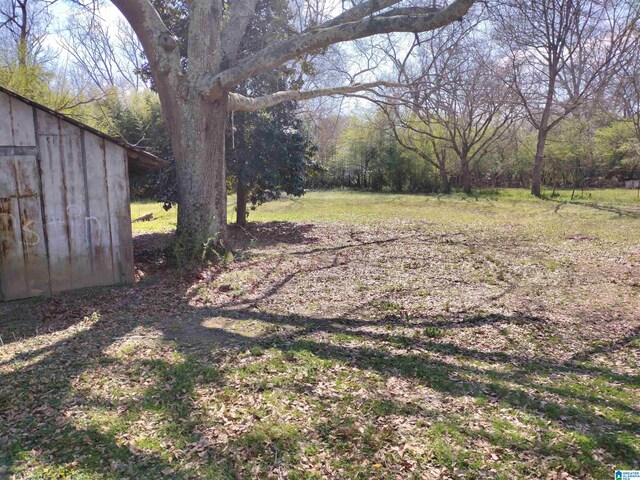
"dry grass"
1,190,639,479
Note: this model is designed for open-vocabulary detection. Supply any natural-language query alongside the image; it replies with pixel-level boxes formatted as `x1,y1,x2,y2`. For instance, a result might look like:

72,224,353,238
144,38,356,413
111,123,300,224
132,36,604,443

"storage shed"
0,86,167,301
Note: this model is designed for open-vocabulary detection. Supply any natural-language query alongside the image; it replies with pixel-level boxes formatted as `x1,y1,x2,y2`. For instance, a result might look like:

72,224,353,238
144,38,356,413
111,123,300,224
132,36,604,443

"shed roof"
0,85,169,173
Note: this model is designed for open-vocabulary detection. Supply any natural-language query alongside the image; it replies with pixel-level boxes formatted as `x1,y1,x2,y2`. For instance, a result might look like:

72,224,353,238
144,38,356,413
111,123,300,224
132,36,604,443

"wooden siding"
0,90,134,301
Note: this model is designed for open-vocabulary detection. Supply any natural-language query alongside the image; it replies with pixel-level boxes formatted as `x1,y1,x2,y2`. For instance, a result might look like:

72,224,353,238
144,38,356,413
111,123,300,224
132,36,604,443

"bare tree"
303,105,349,169
97,0,476,251
0,0,54,66
384,29,516,193
494,0,639,196
60,13,146,92
614,41,640,146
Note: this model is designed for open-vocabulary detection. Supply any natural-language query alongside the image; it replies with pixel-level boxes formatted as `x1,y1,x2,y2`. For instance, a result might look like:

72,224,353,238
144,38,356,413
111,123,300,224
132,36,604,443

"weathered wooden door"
0,93,49,301
0,90,134,301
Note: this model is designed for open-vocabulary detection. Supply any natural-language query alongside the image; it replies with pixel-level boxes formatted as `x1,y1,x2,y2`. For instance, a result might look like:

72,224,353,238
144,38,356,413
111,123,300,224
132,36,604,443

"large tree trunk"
431,145,450,194
439,165,450,194
173,95,229,253
236,167,248,227
531,68,556,197
460,153,471,194
531,128,549,197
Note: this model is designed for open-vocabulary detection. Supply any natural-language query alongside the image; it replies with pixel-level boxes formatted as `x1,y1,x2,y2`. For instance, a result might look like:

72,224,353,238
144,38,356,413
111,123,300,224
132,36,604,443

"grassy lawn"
130,188,640,234
1,189,639,479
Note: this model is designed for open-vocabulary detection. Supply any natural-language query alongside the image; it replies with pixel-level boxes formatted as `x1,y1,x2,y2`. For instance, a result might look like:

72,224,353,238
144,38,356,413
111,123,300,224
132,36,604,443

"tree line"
309,0,640,195
0,0,638,250
308,103,639,195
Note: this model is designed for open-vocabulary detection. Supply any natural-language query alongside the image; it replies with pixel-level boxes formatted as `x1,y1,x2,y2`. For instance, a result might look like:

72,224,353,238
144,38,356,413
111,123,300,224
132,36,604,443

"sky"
50,1,123,25
46,1,125,55
41,0,424,114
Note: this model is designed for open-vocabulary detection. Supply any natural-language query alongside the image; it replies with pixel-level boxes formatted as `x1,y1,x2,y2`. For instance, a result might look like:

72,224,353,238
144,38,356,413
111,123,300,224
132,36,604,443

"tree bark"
18,0,28,66
439,164,450,194
236,170,248,227
173,95,229,252
460,152,471,194
531,128,549,197
436,146,450,194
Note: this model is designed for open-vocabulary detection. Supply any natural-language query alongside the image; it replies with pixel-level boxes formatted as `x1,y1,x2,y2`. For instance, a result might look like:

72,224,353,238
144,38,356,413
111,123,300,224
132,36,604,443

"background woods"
0,0,638,219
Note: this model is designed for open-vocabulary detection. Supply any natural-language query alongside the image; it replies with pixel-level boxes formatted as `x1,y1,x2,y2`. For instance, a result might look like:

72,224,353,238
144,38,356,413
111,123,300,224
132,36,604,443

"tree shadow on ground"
0,290,244,478
544,197,640,218
1,223,639,478
0,285,140,347
0,222,319,347
133,232,176,269
162,302,639,474
1,277,638,478
228,221,319,249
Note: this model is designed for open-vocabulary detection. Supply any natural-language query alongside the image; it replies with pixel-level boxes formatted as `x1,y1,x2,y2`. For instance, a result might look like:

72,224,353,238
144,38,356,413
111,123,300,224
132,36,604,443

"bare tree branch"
201,0,476,97
228,81,404,111
110,0,181,79
221,0,260,61
320,0,404,28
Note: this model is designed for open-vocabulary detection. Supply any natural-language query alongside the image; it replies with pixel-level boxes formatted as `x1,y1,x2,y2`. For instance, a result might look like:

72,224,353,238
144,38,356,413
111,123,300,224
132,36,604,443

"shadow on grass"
0,222,319,348
228,221,319,249
2,294,638,478
1,226,638,478
543,196,640,218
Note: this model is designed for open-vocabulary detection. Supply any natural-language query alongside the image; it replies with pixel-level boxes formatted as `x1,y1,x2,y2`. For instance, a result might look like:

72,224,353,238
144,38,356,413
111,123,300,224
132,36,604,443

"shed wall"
0,90,134,301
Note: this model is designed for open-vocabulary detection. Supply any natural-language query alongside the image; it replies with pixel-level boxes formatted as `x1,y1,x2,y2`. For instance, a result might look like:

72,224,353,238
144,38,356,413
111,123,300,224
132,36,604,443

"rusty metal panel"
0,154,15,195
36,109,73,293
0,94,47,300
1,95,136,301
0,146,38,156
105,142,134,283
82,131,115,286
